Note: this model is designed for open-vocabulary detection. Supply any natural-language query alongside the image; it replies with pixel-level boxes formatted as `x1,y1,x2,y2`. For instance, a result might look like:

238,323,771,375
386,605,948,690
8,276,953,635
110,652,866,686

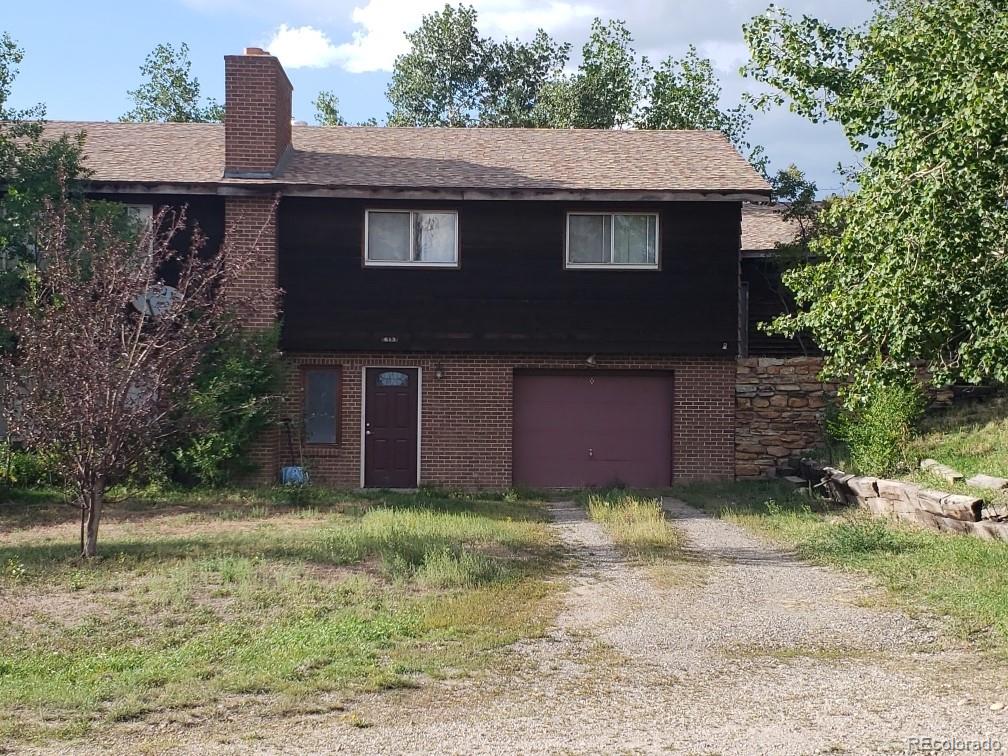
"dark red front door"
513,371,674,488
364,368,419,488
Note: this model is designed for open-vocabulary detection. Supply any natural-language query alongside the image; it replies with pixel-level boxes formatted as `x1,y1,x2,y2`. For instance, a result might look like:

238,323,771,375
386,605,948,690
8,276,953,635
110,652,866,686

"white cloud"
266,24,342,69
263,1,599,74
697,40,750,74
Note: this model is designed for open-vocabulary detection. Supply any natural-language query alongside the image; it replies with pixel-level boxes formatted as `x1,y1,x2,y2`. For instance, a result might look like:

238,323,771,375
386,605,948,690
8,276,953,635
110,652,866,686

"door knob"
588,447,593,458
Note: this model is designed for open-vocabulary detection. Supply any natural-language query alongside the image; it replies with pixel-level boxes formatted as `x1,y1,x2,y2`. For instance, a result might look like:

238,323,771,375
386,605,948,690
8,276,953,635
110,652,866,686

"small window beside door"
565,212,659,269
365,210,459,267
303,368,341,445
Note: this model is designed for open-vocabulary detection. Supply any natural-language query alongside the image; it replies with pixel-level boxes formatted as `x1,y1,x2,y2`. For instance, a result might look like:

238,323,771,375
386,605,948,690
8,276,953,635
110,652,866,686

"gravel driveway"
78,498,1008,755
297,498,1008,755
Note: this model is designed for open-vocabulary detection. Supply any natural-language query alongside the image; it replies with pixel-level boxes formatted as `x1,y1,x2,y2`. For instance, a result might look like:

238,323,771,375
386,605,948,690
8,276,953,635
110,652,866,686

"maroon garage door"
513,371,674,488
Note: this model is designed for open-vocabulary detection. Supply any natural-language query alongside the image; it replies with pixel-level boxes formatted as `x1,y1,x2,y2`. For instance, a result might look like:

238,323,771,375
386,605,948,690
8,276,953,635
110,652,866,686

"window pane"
568,214,610,264
304,369,339,444
613,214,657,265
413,212,456,263
367,212,410,261
125,204,153,234
377,371,409,387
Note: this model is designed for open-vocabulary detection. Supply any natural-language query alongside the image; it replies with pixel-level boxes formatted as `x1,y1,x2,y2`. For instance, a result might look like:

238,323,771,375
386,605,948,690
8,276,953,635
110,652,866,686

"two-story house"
48,47,772,488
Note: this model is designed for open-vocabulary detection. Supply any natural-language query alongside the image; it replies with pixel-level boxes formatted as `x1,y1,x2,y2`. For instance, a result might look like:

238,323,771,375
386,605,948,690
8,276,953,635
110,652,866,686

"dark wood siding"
740,256,818,357
279,198,740,355
89,193,226,261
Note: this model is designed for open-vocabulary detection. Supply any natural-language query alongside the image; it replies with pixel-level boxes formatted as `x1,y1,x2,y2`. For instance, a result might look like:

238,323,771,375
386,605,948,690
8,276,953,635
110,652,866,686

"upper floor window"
365,209,459,268
124,203,154,256
565,212,659,270
125,204,153,232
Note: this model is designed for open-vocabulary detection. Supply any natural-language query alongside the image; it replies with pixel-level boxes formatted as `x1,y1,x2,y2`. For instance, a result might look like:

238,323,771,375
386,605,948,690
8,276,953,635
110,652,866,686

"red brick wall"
224,53,292,176
225,195,281,480
274,352,736,488
224,196,279,329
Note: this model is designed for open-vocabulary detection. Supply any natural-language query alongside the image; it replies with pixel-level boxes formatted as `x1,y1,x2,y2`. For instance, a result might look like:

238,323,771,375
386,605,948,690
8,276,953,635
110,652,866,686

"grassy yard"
674,480,1008,646
904,394,1008,509
911,395,1008,479
0,487,561,745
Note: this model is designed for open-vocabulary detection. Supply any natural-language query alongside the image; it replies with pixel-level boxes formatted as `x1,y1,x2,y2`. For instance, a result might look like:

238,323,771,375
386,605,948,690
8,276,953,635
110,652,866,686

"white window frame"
564,211,660,270
364,209,460,269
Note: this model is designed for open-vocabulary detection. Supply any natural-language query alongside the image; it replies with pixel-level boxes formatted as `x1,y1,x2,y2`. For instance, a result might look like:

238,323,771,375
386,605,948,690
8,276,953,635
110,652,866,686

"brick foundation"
268,353,736,487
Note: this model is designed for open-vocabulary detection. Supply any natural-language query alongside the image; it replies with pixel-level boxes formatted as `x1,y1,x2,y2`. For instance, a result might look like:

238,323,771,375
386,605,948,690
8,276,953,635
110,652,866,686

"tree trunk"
82,481,104,559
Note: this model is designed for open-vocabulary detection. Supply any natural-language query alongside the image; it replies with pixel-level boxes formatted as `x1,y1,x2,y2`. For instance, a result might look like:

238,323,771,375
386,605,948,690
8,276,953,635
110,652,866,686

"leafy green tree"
480,31,570,127
744,0,1008,402
768,164,819,264
0,32,85,309
387,4,490,126
313,90,348,126
168,326,280,487
754,164,821,356
121,42,223,123
534,19,643,129
639,46,765,170
387,4,569,127
386,7,762,169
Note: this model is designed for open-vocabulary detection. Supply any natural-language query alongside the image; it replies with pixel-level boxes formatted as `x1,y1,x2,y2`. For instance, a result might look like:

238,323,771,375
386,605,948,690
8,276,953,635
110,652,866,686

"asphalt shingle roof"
741,204,800,251
44,121,770,196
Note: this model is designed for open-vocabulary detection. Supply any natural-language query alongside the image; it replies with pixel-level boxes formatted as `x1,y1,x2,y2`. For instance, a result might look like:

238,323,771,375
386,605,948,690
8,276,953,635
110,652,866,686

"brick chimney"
224,47,293,178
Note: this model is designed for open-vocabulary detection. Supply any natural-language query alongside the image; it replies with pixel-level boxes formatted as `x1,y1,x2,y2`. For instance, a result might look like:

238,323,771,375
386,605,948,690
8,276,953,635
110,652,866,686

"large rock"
877,479,921,504
846,476,879,499
920,458,965,484
971,521,1008,542
934,516,973,535
966,474,1008,491
915,489,950,516
911,489,981,522
861,497,894,517
940,493,983,522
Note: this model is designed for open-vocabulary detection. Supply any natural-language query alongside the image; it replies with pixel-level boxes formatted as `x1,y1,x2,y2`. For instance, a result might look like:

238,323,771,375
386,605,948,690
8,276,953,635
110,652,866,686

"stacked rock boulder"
798,459,1008,541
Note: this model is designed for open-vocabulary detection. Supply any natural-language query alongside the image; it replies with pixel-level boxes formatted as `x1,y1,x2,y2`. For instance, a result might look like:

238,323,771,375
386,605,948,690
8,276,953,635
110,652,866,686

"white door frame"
359,366,423,488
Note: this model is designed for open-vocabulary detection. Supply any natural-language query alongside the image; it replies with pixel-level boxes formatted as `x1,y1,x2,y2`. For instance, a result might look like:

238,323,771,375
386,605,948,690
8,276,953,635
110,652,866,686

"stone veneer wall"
735,356,836,478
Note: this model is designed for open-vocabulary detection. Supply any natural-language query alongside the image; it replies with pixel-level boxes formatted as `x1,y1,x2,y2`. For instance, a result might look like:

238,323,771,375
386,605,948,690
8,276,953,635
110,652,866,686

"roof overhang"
82,180,771,202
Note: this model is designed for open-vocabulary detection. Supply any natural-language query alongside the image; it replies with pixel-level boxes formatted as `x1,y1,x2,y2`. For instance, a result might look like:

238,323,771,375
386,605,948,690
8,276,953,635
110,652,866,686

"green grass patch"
674,479,1008,646
582,490,684,568
900,394,1008,510
911,395,1008,479
0,488,560,744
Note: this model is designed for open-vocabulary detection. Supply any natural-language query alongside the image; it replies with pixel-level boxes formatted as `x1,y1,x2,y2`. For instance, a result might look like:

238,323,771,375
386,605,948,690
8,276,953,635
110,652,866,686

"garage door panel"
513,372,673,488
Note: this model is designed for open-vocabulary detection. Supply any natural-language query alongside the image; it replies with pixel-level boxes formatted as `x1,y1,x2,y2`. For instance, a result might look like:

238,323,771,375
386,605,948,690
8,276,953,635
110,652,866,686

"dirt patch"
1,587,117,631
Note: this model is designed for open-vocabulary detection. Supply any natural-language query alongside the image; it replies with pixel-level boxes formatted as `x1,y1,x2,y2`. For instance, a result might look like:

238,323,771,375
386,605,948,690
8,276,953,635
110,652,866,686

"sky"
4,0,873,195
